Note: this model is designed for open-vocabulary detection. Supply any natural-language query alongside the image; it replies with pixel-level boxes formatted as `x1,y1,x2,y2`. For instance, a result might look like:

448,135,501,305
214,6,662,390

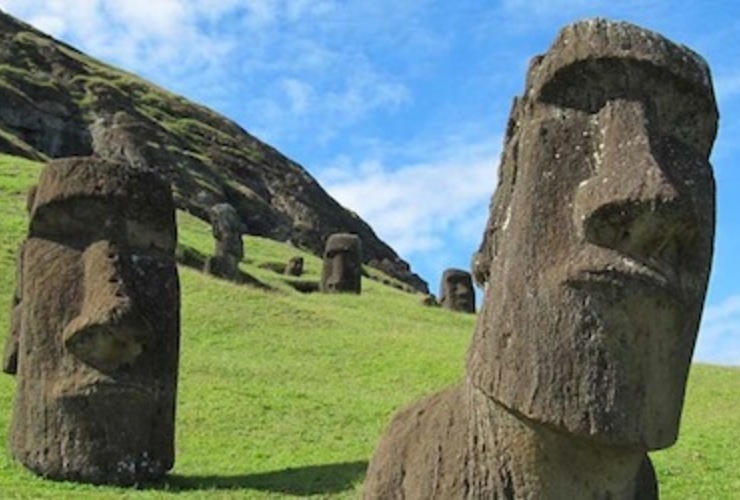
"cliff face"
0,10,428,293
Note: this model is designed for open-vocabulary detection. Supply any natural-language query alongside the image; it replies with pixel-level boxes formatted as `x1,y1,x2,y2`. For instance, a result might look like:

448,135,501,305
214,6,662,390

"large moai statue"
204,202,244,282
4,157,181,485
439,268,475,313
364,19,717,499
320,233,362,294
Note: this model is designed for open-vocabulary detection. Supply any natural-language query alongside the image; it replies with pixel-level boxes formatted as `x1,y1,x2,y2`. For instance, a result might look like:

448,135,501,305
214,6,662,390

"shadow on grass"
155,460,367,495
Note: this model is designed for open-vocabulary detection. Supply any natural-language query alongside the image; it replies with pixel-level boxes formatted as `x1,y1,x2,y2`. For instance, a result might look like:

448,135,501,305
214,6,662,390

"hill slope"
0,9,427,293
1,155,739,498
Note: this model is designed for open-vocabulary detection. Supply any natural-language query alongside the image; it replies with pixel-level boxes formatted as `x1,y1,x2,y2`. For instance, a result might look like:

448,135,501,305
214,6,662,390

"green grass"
0,153,739,498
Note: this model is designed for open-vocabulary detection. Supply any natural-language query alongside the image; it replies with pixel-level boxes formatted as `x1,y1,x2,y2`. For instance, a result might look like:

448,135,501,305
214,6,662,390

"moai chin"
5,157,180,485
439,268,475,313
204,202,244,282
364,19,717,499
320,233,362,294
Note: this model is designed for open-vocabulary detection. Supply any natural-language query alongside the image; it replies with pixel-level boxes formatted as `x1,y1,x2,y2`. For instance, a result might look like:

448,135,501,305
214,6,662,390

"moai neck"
466,382,650,499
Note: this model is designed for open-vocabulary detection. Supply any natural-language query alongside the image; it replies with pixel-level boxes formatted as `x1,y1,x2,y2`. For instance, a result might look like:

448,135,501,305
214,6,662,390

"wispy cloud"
319,138,499,262
695,295,740,365
715,72,740,103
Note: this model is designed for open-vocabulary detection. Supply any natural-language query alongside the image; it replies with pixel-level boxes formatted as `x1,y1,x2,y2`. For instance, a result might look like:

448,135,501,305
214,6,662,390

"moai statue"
4,157,180,485
2,186,35,375
420,294,438,307
204,202,244,282
284,256,304,276
438,268,475,313
364,19,717,499
320,233,362,294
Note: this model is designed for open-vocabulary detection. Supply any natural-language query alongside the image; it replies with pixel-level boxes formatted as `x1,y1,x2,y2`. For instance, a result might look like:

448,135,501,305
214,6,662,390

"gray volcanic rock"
0,9,428,293
364,19,717,499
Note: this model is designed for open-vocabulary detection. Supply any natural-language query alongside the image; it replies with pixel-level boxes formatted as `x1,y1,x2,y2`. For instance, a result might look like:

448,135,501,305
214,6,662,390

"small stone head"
467,20,717,450
285,256,304,276
209,202,244,260
320,233,362,294
9,157,180,484
439,269,475,313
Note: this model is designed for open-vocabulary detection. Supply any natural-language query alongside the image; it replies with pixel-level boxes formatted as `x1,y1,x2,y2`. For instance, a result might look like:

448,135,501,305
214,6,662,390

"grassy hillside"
0,12,429,293
0,154,739,498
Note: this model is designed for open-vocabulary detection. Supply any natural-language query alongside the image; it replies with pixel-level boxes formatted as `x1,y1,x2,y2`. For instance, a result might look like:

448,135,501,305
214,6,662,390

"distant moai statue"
420,294,438,307
4,158,180,485
2,186,35,375
364,19,717,499
204,202,244,282
320,233,362,294
284,255,304,276
438,268,475,313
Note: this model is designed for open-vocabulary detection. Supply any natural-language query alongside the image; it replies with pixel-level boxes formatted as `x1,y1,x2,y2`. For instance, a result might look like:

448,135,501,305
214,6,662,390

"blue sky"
1,1,737,365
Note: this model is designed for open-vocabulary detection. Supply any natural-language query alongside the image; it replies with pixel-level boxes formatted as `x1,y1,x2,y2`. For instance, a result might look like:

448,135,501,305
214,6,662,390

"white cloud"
319,138,499,257
280,78,313,115
695,294,740,366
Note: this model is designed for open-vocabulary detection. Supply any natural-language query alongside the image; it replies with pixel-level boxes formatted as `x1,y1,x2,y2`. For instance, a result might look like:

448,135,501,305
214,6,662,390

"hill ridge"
0,8,428,293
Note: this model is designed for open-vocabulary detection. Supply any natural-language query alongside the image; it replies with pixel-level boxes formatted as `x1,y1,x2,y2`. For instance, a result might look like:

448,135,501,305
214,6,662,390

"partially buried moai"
364,19,717,499
284,255,304,276
439,268,475,313
204,202,244,282
320,233,362,294
4,157,180,485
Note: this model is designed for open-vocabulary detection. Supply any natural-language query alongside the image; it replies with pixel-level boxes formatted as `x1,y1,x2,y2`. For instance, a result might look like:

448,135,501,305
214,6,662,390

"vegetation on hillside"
0,154,738,498
0,12,429,292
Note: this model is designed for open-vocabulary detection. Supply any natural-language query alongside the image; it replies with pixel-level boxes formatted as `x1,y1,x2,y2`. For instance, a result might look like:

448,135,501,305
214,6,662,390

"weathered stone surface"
364,19,717,499
0,10,428,293
439,268,475,313
204,203,243,282
5,157,180,485
284,256,304,276
320,233,362,294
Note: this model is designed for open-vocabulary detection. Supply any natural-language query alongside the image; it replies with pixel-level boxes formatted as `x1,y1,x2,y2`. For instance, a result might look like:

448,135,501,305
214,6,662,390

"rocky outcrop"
0,9,428,293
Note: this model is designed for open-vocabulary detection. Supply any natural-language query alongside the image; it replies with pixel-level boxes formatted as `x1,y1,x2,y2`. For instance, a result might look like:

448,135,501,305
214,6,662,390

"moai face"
320,233,362,294
210,202,244,260
439,269,475,313
467,20,717,450
9,158,180,484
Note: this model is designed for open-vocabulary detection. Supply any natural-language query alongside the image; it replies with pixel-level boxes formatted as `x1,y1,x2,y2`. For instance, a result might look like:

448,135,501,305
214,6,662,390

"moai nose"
63,240,155,372
573,100,695,267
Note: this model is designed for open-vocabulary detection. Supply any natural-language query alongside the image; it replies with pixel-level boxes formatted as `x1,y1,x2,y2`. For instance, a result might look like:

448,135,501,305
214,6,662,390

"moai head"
209,202,244,260
285,256,304,276
467,19,717,450
320,233,362,294
9,157,180,484
439,269,475,313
